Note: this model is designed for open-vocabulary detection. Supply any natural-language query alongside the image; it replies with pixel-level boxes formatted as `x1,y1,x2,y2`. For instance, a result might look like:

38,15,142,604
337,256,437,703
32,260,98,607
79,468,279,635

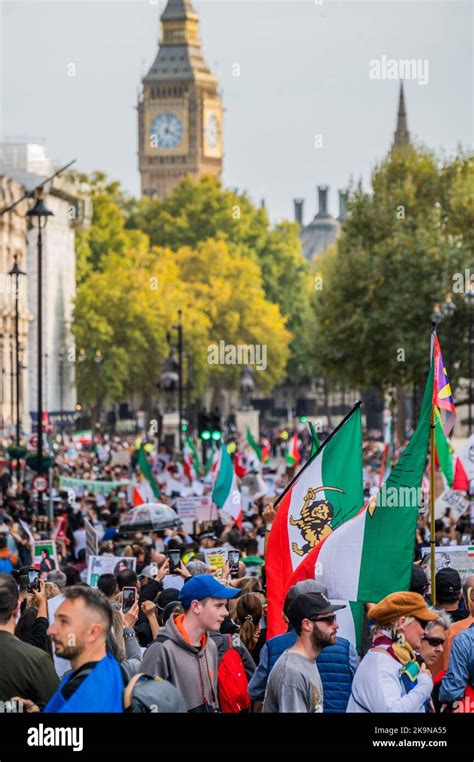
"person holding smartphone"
0,573,59,709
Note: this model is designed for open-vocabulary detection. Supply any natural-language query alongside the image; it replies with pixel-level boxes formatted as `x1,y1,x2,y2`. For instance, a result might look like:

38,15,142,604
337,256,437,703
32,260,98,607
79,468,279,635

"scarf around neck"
372,628,417,665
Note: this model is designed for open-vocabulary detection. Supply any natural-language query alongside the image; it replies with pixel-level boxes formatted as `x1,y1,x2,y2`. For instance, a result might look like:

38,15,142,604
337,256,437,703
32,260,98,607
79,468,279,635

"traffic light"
181,423,188,432
210,410,221,442
197,412,210,440
300,415,308,423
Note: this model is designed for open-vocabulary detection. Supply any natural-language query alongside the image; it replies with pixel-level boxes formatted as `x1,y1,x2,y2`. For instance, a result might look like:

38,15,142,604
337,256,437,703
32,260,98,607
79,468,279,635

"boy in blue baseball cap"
141,575,238,712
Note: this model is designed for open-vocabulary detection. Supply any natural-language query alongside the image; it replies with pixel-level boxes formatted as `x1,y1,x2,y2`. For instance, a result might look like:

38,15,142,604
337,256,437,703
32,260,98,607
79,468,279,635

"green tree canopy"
127,175,314,382
73,174,294,417
312,147,473,399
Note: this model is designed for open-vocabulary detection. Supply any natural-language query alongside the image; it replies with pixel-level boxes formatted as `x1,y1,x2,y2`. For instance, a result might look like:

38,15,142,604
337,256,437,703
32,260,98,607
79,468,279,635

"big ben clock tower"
138,0,223,198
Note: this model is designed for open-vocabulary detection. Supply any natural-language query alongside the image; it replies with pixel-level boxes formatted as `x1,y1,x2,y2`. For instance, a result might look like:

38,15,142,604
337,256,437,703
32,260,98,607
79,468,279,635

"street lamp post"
159,313,184,454
174,310,183,453
27,188,53,506
59,346,65,441
442,294,456,372
0,334,4,437
8,255,26,484
465,287,474,436
432,296,456,372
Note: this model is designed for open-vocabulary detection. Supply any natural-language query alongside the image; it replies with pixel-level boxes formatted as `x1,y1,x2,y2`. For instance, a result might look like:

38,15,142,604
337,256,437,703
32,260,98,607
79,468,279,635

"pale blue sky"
1,0,472,222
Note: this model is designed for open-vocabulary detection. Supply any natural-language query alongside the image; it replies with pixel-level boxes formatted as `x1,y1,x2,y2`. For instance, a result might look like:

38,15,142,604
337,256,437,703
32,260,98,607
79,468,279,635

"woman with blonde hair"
347,592,438,712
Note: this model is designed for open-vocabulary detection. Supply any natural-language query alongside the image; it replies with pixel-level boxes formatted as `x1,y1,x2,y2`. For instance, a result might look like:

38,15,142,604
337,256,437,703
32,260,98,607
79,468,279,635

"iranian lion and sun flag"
266,332,458,649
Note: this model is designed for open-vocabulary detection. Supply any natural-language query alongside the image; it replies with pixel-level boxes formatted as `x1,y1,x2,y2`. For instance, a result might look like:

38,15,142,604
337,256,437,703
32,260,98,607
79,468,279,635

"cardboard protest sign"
177,495,217,523
33,540,59,573
111,450,131,467
84,518,99,560
18,519,35,544
203,548,227,578
435,489,471,521
196,496,217,523
87,555,136,588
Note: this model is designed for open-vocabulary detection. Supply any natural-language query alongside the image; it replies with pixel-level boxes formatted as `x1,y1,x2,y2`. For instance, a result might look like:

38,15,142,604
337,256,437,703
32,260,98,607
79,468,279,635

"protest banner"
203,548,227,578
111,450,131,467
176,495,217,523
422,545,474,582
33,540,59,572
195,496,217,522
435,488,471,521
18,518,35,544
84,518,99,560
87,555,137,588
59,476,131,495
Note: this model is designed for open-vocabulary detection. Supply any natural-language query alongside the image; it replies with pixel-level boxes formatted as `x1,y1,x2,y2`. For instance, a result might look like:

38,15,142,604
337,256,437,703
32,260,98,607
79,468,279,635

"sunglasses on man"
312,614,337,625
422,635,445,647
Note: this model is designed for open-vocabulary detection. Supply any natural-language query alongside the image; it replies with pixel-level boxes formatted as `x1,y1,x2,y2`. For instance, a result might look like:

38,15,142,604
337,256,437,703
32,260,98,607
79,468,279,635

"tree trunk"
324,379,332,429
142,387,153,428
396,386,406,444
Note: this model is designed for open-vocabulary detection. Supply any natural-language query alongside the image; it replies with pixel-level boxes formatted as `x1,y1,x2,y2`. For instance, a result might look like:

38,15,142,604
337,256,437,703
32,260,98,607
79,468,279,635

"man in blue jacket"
439,623,474,708
15,586,124,713
249,580,358,712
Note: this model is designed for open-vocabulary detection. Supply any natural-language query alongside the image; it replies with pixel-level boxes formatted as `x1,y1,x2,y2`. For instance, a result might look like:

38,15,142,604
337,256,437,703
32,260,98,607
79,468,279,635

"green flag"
204,441,216,476
308,421,321,456
185,435,201,475
246,427,262,461
434,408,454,487
298,363,434,622
137,446,161,499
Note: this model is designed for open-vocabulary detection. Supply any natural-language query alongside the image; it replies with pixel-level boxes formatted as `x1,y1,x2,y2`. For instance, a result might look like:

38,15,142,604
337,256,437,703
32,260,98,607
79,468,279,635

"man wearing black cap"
410,564,429,601
263,592,344,713
435,568,468,623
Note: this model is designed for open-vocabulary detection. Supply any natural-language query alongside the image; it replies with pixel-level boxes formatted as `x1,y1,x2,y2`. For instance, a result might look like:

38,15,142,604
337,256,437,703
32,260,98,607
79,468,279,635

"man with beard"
14,586,124,713
263,592,345,713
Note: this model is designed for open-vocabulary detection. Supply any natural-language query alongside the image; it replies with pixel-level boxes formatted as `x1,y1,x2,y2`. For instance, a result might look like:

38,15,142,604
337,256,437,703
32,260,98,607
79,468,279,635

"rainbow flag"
433,335,456,435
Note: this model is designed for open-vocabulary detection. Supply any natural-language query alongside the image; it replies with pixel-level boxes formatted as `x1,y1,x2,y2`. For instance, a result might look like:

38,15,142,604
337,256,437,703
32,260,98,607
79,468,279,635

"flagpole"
429,325,437,606
274,400,362,509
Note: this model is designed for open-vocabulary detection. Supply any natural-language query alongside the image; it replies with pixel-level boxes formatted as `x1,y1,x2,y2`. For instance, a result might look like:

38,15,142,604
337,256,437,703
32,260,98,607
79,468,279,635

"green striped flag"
185,435,201,475
289,362,435,647
246,427,262,461
137,446,161,499
266,403,363,637
434,408,454,487
308,421,321,457
212,444,242,526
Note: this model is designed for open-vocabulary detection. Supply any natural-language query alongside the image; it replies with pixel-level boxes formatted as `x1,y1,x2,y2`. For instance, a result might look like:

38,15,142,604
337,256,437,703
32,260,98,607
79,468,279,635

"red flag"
452,458,469,492
132,486,145,507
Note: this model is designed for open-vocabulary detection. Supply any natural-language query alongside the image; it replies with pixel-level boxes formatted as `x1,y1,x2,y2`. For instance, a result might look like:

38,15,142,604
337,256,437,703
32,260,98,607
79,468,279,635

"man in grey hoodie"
140,574,239,712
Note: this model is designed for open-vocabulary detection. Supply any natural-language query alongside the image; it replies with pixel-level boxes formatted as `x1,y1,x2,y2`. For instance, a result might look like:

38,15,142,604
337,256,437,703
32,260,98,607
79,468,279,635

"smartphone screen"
27,569,40,593
168,550,181,574
122,587,136,614
228,550,240,578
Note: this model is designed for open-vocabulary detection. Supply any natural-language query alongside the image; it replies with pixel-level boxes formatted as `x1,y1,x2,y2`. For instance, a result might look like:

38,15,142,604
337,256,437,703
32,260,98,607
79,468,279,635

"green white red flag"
211,444,242,528
288,363,434,648
286,434,301,466
266,403,363,638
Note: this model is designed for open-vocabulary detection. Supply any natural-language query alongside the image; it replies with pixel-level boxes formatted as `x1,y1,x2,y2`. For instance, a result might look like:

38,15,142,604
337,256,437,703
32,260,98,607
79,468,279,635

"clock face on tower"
150,112,184,149
205,114,219,149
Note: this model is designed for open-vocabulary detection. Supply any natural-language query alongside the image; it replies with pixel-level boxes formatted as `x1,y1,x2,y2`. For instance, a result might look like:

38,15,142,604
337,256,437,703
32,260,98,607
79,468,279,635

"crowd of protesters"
0,425,472,714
